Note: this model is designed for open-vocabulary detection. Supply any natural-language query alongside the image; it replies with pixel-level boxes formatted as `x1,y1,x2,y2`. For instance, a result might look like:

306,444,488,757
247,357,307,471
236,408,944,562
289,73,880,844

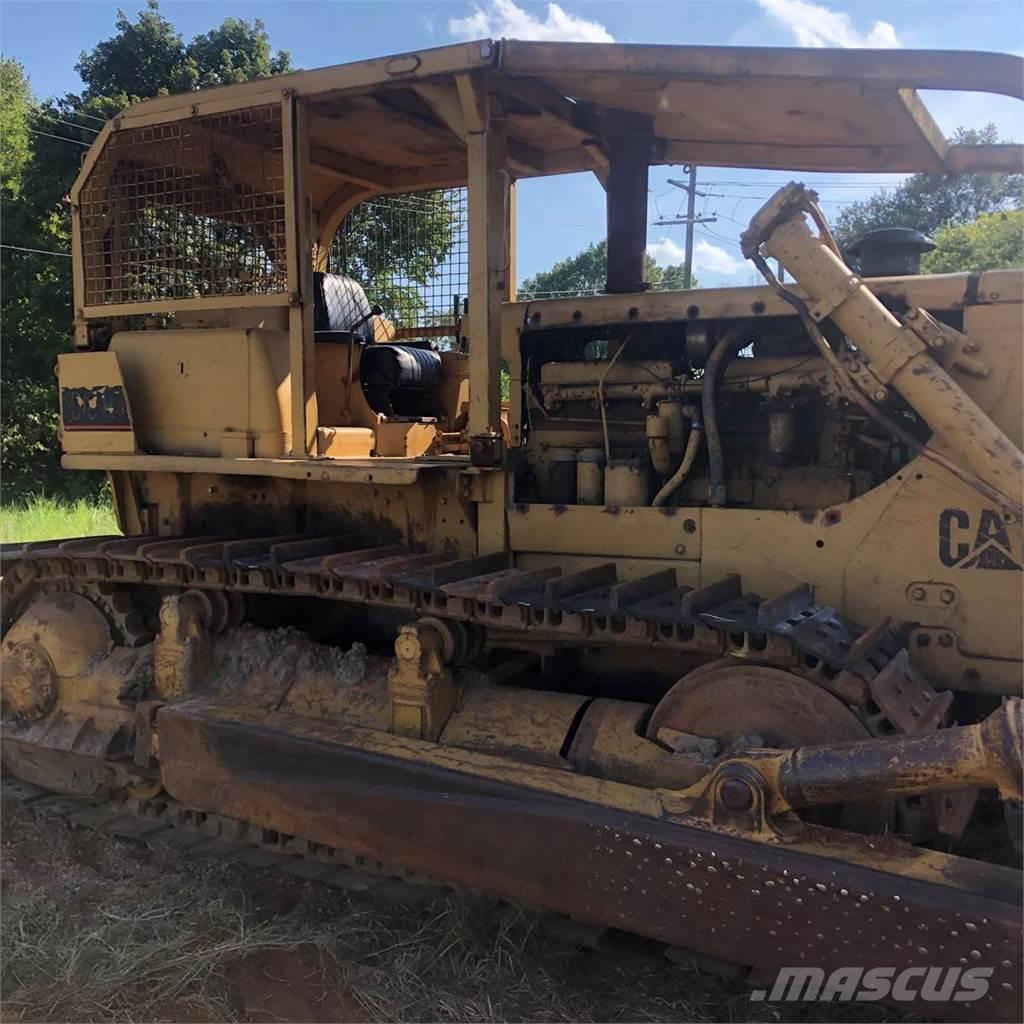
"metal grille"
79,105,286,307
330,188,467,338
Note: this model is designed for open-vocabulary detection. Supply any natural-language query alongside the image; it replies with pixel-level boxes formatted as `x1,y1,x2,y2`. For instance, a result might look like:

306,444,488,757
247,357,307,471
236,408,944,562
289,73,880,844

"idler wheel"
648,662,893,833
2,641,57,721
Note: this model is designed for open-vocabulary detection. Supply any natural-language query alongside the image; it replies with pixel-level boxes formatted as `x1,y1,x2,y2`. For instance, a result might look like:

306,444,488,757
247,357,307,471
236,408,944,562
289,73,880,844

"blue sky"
2,0,1022,286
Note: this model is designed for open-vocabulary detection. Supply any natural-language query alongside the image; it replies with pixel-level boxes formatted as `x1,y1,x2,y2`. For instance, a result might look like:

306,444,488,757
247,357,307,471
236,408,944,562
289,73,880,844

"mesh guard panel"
79,105,286,307
330,188,467,342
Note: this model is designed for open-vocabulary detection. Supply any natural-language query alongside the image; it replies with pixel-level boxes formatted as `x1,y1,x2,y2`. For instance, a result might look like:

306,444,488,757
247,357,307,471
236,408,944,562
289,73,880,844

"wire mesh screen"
330,188,467,339
79,105,286,307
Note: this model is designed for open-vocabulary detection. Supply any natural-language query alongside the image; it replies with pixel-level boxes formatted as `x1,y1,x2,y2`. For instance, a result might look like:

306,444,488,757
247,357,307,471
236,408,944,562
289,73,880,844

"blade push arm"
742,183,1024,512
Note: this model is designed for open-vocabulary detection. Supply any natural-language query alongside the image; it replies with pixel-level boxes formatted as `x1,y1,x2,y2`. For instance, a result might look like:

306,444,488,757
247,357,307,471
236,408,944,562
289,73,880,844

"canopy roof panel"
97,39,1023,196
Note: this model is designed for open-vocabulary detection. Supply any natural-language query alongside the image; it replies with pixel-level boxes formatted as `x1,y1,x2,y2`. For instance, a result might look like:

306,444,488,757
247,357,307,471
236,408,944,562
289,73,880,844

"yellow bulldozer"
2,38,1022,1018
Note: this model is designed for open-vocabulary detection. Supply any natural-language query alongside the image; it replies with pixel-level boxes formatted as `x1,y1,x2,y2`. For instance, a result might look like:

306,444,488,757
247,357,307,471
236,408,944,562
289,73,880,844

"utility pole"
651,166,716,288
682,164,698,289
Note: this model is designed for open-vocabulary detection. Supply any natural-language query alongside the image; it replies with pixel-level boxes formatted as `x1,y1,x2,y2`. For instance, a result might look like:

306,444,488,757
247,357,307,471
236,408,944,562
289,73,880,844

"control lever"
349,304,384,335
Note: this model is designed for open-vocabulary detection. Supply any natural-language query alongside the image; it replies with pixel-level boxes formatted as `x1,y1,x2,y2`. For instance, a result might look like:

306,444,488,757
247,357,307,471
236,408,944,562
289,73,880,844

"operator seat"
314,271,375,343
313,271,443,417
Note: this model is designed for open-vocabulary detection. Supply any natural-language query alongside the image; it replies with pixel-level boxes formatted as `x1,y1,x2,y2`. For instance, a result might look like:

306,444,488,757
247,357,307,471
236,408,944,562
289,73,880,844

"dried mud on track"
1,795,911,1023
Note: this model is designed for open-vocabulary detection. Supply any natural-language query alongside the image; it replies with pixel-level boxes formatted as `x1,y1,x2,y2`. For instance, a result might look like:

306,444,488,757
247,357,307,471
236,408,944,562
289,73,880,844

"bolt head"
911,586,927,601
872,388,887,402
940,588,956,605
720,778,754,811
395,633,421,660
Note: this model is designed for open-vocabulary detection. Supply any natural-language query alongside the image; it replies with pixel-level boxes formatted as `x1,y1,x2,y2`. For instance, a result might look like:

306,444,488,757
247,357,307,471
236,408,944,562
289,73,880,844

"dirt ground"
1,795,909,1024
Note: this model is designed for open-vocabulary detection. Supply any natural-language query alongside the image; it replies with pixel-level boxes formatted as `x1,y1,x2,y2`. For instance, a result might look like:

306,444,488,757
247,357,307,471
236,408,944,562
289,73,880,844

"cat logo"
938,508,1022,571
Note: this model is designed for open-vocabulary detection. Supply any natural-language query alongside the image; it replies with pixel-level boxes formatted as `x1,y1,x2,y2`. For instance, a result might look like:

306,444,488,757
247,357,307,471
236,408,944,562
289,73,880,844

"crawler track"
0,530,935,736
2,534,1021,1022
1,774,463,903
1,773,633,958
0,530,957,842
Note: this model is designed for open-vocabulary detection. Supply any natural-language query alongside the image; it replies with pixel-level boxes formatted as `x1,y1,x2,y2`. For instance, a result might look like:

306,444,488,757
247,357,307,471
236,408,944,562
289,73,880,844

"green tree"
834,125,1023,253
2,2,293,502
75,1,290,100
518,239,694,298
184,18,293,88
921,209,1024,274
0,58,32,196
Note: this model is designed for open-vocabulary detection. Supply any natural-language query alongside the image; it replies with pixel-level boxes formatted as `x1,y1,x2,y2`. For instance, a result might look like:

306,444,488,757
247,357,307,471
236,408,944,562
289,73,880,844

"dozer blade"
157,698,1023,1022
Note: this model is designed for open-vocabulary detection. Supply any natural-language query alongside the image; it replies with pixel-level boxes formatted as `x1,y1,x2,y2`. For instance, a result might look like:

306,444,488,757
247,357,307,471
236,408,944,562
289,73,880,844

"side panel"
110,329,290,458
115,469,479,555
58,351,137,454
959,302,1024,450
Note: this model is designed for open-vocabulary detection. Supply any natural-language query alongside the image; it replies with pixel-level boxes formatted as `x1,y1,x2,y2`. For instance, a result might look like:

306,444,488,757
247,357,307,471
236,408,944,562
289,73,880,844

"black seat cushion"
314,272,373,343
360,344,443,417
360,345,443,392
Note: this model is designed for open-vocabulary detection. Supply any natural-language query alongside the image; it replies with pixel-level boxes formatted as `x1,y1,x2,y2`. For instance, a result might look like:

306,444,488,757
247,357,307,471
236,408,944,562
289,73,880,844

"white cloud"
757,0,901,49
693,240,744,276
647,237,687,264
648,237,745,277
448,0,614,43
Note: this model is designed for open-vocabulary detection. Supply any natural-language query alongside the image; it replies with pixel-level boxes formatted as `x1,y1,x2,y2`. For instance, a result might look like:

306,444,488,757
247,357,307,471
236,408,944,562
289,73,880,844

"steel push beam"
156,698,1023,1022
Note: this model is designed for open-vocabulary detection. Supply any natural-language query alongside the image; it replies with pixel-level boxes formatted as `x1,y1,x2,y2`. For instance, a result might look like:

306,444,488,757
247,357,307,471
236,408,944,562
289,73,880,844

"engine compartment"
513,312,936,511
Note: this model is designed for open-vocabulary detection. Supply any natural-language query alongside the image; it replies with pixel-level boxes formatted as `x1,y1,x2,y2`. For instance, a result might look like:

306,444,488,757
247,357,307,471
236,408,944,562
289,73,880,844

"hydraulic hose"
652,422,704,507
701,327,748,507
598,331,637,465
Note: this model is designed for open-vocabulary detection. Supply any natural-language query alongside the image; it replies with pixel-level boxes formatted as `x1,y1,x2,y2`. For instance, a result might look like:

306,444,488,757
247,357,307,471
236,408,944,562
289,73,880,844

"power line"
702,179,907,188
697,223,745,249
718,193,851,205
0,243,72,258
61,109,107,125
28,128,91,147
34,113,100,135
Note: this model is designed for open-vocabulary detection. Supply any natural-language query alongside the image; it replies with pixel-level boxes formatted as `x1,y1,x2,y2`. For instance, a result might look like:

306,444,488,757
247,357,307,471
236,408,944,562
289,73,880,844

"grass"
1,799,910,1024
0,496,120,544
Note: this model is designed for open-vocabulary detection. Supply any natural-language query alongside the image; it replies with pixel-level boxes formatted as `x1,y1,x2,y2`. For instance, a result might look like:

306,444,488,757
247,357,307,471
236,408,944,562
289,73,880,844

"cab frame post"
462,75,510,450
604,111,654,295
283,94,318,456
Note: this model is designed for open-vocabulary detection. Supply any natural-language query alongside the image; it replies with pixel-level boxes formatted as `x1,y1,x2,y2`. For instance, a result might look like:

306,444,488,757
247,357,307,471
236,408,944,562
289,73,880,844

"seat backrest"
314,272,373,342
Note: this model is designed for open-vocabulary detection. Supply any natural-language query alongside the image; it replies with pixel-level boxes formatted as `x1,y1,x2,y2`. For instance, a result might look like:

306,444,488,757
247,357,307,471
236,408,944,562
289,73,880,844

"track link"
1,532,962,840
0,532,924,717
2,775,464,902
1,774,622,953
